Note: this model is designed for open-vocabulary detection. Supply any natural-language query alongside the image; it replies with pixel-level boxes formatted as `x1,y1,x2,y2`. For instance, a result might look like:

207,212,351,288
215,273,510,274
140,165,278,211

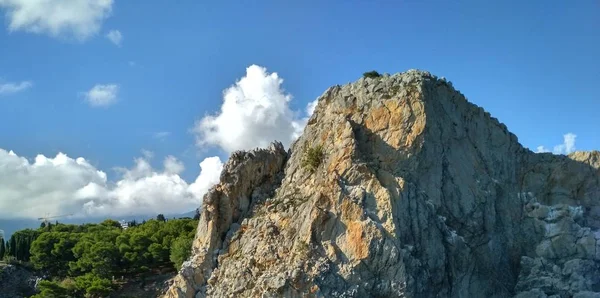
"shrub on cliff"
363,70,381,78
301,144,324,173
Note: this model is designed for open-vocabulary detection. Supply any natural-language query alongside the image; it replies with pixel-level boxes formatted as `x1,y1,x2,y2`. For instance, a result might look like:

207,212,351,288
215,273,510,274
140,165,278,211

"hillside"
162,70,600,298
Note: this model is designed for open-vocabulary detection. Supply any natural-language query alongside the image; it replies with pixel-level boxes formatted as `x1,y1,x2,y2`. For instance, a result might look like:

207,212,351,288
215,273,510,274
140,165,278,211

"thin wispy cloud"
106,29,122,47
83,84,119,107
0,0,114,41
153,131,171,140
141,149,154,160
0,80,32,95
536,133,577,155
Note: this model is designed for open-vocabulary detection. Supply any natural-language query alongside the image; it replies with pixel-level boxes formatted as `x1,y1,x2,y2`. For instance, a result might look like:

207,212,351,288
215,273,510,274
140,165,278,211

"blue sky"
0,0,598,220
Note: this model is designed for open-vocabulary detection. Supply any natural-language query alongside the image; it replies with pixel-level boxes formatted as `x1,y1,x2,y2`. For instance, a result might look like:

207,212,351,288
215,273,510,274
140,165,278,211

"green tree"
100,219,122,228
363,70,381,78
70,225,120,278
156,214,166,222
15,217,199,293
0,238,5,260
30,280,74,298
71,240,120,278
7,229,40,261
8,236,16,257
74,273,113,298
170,236,193,271
30,232,79,277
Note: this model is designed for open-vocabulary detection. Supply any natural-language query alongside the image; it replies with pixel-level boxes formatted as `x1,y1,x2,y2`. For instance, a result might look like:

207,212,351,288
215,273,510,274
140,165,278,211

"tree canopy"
3,216,198,297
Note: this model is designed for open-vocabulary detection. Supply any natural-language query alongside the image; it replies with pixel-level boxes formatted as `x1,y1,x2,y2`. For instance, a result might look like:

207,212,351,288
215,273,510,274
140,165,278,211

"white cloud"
536,133,577,155
536,146,550,153
0,149,224,219
0,0,114,41
193,65,317,153
0,80,32,95
153,131,171,140
188,157,223,200
141,149,154,160
83,84,119,107
164,155,184,175
0,65,322,220
105,29,122,46
306,99,318,116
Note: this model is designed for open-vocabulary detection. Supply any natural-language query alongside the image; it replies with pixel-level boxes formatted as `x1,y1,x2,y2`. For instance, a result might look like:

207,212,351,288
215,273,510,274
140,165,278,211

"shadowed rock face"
0,265,39,298
163,70,600,298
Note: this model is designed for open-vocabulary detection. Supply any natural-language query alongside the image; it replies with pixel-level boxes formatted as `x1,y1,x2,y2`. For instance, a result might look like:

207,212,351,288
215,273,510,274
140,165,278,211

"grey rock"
0,265,39,298
163,70,600,298
574,292,600,298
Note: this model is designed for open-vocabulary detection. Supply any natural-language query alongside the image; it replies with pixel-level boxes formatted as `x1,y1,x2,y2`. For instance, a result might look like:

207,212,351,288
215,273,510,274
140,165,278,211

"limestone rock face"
163,70,600,298
163,142,288,298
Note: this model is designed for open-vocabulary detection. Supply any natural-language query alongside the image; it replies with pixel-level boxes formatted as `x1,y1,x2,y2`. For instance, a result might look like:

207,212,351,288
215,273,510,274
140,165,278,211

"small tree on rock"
363,70,381,79
302,144,325,174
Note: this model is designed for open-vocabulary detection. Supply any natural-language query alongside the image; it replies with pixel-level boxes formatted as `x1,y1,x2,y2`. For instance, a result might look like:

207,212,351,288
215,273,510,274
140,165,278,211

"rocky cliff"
163,70,600,298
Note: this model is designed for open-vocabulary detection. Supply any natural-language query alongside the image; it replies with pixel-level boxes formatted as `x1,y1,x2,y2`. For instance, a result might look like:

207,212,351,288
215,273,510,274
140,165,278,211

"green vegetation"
5,229,40,262
3,217,197,297
0,237,5,259
363,70,381,79
301,144,325,173
295,241,310,258
169,236,194,271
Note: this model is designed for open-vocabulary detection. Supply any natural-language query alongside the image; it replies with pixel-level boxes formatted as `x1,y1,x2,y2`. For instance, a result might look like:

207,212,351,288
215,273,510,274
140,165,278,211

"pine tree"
0,239,5,260
18,236,27,261
9,236,16,257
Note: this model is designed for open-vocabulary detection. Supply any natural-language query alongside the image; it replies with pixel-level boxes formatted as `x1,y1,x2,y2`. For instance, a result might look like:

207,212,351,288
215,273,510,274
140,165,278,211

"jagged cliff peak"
164,70,600,298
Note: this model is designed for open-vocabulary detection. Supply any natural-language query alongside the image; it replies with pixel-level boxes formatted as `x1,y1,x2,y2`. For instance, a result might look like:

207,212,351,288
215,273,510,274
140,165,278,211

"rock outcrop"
0,264,39,298
163,70,600,298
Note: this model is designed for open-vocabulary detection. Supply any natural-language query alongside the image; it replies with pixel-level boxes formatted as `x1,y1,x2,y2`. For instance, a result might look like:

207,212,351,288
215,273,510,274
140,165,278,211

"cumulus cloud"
164,155,184,175
306,99,319,116
536,133,577,155
0,64,322,220
105,29,122,46
141,149,154,159
187,157,223,200
83,84,119,107
0,0,114,41
193,65,317,153
0,80,32,95
0,148,223,219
